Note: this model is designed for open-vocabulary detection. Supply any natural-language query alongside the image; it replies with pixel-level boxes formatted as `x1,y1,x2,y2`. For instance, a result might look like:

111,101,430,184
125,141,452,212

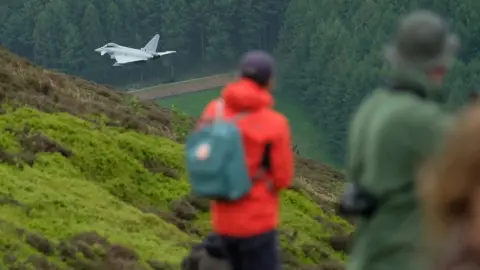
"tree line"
276,0,480,164
2,0,480,165
0,0,288,87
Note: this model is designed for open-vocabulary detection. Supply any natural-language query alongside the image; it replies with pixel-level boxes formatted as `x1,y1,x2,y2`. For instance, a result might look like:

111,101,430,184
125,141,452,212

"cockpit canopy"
103,43,119,48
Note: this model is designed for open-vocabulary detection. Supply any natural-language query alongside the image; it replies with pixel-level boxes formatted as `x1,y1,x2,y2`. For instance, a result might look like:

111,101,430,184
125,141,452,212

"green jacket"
345,71,452,270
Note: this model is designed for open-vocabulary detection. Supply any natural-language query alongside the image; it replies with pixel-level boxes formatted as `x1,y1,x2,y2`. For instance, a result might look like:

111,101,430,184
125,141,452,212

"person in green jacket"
342,10,460,270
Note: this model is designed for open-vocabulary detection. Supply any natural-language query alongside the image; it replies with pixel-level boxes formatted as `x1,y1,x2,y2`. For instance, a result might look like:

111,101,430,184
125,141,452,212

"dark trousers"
204,230,280,270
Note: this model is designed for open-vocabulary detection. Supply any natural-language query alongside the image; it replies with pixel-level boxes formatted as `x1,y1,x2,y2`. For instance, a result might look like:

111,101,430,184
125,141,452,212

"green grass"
0,107,192,267
158,88,329,161
0,106,349,269
158,89,221,116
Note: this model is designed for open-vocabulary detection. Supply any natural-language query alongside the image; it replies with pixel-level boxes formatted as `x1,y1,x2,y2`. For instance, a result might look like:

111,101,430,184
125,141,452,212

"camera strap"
347,93,378,187
346,87,416,216
351,85,426,186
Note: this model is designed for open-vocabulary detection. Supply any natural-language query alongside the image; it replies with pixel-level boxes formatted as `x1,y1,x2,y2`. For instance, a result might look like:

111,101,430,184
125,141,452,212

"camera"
337,182,379,218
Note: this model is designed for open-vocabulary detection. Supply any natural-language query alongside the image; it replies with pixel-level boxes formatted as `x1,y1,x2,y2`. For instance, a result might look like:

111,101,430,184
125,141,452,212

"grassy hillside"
0,46,349,269
158,88,329,162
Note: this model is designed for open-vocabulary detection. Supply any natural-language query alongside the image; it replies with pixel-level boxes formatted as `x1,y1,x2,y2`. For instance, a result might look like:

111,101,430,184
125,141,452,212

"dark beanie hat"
239,50,275,86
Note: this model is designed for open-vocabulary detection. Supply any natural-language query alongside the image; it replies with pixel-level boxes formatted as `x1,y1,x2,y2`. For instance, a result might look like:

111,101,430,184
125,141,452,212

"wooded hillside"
0,0,288,86
2,0,480,165
276,0,480,164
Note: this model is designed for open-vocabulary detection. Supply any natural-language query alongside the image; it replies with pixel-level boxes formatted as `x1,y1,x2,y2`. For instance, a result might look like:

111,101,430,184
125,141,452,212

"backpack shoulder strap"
252,143,276,191
215,98,249,122
201,98,252,125
214,98,224,121
215,98,269,185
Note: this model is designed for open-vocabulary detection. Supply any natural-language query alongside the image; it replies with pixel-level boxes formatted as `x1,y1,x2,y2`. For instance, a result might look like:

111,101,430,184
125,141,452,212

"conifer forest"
2,0,480,164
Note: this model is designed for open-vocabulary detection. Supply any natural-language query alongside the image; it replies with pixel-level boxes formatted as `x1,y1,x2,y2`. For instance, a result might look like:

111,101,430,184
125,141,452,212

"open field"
158,88,329,162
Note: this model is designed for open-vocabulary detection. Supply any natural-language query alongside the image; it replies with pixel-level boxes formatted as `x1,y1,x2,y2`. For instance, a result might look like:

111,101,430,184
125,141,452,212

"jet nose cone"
95,48,106,55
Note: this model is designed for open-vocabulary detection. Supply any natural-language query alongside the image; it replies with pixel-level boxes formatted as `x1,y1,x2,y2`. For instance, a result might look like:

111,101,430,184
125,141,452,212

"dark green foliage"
276,0,480,165
1,0,289,86
5,0,480,166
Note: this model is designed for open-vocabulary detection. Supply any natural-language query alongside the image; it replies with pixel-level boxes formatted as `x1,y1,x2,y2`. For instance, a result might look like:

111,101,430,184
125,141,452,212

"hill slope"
0,46,349,269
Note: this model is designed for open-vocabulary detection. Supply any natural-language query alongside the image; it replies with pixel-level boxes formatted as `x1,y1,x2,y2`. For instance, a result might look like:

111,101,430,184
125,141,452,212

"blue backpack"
185,98,256,201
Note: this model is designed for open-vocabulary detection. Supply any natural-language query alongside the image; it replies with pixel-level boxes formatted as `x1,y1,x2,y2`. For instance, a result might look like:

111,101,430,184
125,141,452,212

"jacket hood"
388,69,445,102
221,78,274,111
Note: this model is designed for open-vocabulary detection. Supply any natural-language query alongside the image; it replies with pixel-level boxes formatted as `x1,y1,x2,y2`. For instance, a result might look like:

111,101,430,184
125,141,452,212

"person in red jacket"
198,50,294,270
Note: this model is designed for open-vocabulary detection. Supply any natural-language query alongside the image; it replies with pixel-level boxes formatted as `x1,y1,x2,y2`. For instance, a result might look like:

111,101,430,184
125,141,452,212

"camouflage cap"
239,50,275,86
384,10,460,70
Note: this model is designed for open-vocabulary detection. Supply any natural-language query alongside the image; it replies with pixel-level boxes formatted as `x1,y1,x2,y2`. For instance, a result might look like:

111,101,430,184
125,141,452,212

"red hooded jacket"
198,78,294,237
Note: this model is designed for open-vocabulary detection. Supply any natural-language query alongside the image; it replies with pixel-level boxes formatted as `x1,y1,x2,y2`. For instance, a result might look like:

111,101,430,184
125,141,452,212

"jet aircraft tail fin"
142,34,160,53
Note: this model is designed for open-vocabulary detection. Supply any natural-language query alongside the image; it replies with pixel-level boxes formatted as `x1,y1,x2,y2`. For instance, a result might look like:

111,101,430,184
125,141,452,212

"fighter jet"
94,34,176,66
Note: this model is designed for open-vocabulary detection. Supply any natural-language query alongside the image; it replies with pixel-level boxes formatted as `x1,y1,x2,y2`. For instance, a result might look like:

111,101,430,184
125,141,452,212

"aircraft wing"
113,54,145,64
156,50,176,56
